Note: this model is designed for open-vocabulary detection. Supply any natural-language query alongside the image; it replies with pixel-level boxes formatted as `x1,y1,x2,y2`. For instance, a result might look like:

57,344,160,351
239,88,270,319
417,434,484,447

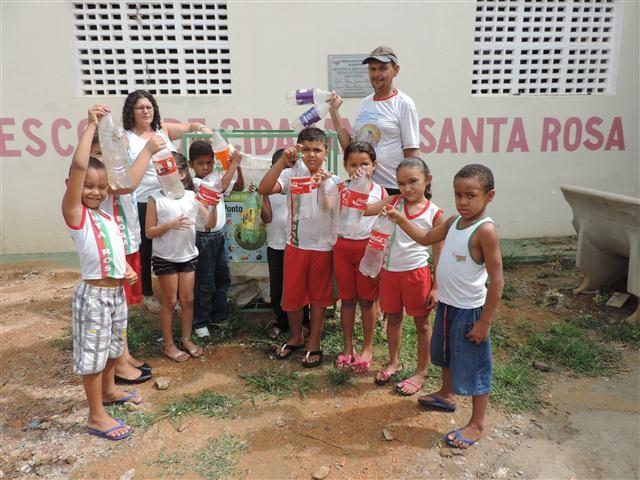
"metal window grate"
472,0,621,96
72,2,231,96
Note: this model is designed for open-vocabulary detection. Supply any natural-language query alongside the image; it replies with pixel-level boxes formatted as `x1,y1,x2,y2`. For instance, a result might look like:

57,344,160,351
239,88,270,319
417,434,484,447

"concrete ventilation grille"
472,0,621,96
72,2,231,96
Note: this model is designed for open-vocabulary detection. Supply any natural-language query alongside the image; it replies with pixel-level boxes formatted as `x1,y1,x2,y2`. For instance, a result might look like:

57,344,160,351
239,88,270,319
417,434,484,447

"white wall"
1,1,638,254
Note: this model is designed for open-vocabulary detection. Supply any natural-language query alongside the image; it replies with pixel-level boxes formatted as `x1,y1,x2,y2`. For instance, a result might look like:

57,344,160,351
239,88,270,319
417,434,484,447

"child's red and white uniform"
101,193,142,304
333,180,386,301
66,206,128,375
277,168,341,311
380,196,443,316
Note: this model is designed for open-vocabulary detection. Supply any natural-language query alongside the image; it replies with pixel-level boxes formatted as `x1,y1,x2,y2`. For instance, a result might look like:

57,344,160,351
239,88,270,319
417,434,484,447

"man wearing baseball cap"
329,46,420,195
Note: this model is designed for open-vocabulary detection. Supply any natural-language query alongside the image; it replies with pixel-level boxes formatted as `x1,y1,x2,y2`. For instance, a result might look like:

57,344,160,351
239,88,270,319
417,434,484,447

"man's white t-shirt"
353,90,419,189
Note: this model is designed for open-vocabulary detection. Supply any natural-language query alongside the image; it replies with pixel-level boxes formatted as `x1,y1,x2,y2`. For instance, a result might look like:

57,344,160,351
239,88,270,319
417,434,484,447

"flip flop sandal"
336,354,354,371
161,343,190,363
302,350,323,368
444,428,477,448
351,357,371,374
103,390,143,406
87,418,132,441
395,379,425,396
181,338,204,358
275,342,304,360
374,365,403,385
418,394,457,412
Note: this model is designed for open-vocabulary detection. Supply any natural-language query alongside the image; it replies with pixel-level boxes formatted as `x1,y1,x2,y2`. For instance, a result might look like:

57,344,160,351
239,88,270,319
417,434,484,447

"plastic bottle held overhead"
359,215,395,278
97,114,133,189
317,178,339,246
285,88,332,106
291,102,331,132
338,173,371,237
290,153,313,219
151,148,184,200
240,190,262,244
195,166,222,206
210,130,234,170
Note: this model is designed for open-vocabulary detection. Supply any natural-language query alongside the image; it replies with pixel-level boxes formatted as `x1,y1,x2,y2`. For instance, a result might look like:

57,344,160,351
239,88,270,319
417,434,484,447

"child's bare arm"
261,194,273,223
364,195,394,216
387,210,455,246
232,165,245,191
145,198,191,238
110,134,165,195
425,212,446,309
221,148,242,191
124,262,138,285
466,223,503,343
258,146,297,195
62,105,111,226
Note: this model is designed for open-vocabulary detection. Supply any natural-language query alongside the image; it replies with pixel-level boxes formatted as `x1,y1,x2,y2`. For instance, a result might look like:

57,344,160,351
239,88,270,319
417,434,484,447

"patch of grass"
241,368,313,399
51,332,73,352
104,405,159,429
193,434,247,480
529,322,620,376
145,450,186,477
127,310,162,354
321,320,348,357
602,321,640,348
325,366,355,387
502,252,516,270
160,390,237,419
492,358,542,413
502,282,517,301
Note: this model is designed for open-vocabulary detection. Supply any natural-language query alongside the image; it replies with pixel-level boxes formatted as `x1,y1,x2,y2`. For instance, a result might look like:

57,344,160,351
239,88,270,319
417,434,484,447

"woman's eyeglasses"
134,106,153,111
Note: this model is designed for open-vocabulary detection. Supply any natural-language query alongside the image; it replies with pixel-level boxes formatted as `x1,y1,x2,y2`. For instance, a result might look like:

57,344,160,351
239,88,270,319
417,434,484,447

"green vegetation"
193,435,247,480
325,366,355,387
146,451,186,477
241,368,312,399
492,359,542,412
502,282,517,301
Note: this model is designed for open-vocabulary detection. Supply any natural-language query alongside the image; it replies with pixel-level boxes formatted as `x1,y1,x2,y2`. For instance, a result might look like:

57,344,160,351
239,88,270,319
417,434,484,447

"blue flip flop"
444,429,477,448
87,418,132,441
102,390,143,406
418,394,457,412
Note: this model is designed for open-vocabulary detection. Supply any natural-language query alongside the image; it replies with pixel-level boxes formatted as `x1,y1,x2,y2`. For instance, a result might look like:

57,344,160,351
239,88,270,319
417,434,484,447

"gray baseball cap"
362,46,398,64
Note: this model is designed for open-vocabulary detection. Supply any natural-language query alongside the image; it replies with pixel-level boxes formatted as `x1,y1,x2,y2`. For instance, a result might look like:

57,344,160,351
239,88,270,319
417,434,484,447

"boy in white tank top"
62,106,141,441
385,164,504,449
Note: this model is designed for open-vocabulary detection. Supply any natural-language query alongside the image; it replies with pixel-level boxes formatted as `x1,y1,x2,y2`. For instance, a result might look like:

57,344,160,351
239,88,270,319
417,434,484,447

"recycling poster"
223,191,267,263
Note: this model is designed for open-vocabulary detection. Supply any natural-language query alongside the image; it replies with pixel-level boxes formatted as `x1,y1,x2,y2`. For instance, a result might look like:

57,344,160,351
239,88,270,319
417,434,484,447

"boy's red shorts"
124,251,142,305
282,244,333,311
379,265,432,317
333,237,378,301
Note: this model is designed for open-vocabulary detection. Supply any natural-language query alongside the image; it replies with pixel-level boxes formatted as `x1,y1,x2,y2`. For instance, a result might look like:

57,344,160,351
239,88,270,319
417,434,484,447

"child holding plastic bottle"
189,140,243,338
384,164,503,448
92,131,164,384
368,157,444,395
334,142,387,373
258,127,341,368
145,153,215,362
62,105,140,440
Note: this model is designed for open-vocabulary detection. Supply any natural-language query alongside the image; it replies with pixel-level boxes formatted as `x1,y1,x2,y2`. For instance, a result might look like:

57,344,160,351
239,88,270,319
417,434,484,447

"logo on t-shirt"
354,124,381,147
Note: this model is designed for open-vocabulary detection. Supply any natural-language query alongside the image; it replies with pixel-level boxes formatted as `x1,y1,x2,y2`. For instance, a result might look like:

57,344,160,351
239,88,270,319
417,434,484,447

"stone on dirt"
382,429,393,441
155,377,170,390
119,468,135,480
312,465,330,480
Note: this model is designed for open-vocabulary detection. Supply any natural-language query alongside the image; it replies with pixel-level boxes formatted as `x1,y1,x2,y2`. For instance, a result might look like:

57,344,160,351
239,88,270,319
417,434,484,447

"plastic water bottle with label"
195,165,222,206
359,215,395,278
286,88,332,106
97,113,132,189
290,153,313,219
151,148,184,200
339,171,371,237
318,177,339,246
210,130,234,170
291,103,331,132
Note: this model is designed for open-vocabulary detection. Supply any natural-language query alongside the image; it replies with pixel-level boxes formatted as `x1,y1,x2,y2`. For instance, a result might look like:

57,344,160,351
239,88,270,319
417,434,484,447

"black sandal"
301,350,323,368
275,342,304,360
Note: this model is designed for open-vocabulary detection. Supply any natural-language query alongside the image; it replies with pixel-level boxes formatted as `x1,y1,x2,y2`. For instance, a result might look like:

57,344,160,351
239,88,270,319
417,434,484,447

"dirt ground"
1,259,638,479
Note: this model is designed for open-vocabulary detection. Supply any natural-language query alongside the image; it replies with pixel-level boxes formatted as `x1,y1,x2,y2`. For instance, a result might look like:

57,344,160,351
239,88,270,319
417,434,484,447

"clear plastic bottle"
195,166,222,206
210,130,234,170
338,172,371,238
317,177,339,246
97,113,132,189
285,88,332,106
291,102,331,132
240,190,261,244
151,148,184,200
359,215,395,278
290,153,313,219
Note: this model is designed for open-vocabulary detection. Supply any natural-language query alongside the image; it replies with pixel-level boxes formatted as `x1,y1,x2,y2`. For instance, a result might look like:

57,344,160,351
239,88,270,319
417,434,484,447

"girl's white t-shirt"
338,181,386,240
384,196,443,272
149,190,198,262
100,193,140,255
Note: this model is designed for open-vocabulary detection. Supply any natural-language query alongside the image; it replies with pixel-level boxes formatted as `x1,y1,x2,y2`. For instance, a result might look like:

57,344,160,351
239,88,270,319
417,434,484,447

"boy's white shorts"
72,282,127,375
